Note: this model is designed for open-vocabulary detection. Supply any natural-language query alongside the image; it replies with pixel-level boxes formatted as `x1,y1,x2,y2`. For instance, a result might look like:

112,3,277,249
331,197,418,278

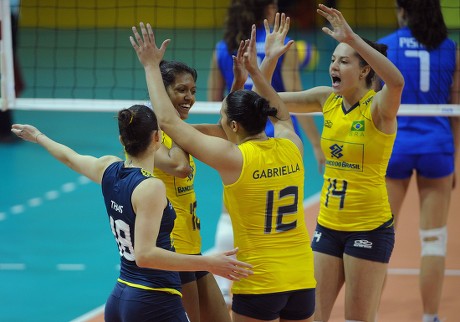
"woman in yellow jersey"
131,13,316,322
152,60,233,322
274,4,405,322
11,105,252,322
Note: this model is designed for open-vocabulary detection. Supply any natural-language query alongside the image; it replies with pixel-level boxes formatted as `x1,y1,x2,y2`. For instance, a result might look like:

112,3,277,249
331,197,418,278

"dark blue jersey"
379,27,456,154
102,161,181,294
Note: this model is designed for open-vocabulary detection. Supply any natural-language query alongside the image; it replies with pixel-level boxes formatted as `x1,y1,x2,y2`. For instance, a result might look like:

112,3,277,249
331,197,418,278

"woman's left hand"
317,3,355,43
130,22,170,68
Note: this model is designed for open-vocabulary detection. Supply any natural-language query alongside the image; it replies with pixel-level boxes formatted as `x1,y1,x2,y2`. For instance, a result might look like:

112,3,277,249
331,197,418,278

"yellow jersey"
154,132,201,254
319,90,395,231
224,138,315,294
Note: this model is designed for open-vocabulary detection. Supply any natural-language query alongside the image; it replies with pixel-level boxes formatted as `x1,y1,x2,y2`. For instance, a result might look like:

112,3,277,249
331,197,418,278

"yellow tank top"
224,138,315,294
319,90,395,231
154,133,201,254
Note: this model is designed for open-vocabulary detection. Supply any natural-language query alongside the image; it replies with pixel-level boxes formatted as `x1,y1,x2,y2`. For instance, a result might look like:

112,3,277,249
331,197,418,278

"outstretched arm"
317,4,404,128
280,28,325,172
133,178,253,280
154,142,192,178
11,124,118,183
245,16,303,154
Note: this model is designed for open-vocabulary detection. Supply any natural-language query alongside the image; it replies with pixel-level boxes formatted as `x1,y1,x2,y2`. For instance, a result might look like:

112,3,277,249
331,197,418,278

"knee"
419,226,447,257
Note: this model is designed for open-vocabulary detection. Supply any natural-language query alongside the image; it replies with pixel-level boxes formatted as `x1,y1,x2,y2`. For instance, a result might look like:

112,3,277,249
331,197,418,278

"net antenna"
0,0,15,111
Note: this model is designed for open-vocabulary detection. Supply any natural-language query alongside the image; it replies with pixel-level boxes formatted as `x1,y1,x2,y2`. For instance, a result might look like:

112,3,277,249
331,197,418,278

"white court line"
0,175,92,221
388,268,460,276
70,304,105,322
303,192,321,208
57,264,86,271
0,263,26,270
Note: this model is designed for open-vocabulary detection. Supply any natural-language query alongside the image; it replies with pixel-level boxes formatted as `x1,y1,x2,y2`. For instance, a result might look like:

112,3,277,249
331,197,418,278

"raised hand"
242,24,259,75
317,3,355,43
263,12,294,61
231,39,249,91
130,22,171,68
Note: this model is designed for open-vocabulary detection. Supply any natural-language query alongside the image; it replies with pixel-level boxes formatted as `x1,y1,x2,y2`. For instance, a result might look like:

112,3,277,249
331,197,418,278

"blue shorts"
104,282,189,322
232,289,315,320
179,270,209,285
178,254,209,285
311,218,395,263
387,153,454,179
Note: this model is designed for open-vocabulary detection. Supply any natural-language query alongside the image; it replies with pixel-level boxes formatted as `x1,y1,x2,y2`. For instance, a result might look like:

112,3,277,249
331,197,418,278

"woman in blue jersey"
131,14,316,322
207,1,324,305
208,0,323,164
378,1,459,321
273,4,405,322
11,105,252,322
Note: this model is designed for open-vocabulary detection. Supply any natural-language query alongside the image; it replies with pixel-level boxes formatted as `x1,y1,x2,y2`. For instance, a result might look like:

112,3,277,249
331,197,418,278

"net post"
0,0,16,112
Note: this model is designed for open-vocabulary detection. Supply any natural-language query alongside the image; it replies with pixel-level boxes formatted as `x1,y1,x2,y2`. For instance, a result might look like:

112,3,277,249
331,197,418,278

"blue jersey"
378,27,456,154
102,161,181,294
215,25,302,137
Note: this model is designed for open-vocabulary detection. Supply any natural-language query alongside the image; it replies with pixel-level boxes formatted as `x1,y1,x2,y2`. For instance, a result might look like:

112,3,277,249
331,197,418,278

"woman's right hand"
263,12,294,61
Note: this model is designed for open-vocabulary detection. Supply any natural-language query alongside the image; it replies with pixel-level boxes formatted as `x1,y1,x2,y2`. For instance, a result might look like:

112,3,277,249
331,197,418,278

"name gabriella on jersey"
252,163,301,179
111,200,123,213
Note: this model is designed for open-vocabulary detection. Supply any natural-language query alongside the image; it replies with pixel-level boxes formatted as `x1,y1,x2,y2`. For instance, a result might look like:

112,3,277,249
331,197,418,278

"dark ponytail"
118,104,159,156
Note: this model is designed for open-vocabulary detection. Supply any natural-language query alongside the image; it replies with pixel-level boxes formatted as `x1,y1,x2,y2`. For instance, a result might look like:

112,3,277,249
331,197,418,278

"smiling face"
165,72,196,120
329,43,367,95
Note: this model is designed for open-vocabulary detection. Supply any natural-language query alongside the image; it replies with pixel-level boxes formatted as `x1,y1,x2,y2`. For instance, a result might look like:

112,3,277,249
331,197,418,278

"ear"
153,130,161,143
231,120,238,133
360,65,371,79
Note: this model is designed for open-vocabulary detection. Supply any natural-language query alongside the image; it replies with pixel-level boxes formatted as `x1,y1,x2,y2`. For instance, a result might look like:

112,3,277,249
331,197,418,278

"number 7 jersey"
320,91,395,231
223,138,315,294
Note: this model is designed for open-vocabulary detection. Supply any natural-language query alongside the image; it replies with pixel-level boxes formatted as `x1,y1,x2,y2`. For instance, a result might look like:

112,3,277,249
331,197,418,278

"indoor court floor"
2,111,457,321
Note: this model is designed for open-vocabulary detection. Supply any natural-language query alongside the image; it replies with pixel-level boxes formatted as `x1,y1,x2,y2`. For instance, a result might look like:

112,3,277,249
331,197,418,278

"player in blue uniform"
208,0,322,150
378,1,459,321
11,105,253,322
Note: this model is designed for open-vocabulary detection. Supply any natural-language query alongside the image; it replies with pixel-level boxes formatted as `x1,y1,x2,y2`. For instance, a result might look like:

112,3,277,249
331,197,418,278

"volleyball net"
1,0,459,116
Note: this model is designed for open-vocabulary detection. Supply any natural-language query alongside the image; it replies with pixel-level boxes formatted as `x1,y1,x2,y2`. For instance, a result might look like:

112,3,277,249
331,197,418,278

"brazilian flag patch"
351,120,365,131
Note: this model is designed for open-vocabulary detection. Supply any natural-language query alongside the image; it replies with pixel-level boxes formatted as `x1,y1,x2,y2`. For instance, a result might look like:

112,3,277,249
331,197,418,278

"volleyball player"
273,4,405,321
131,14,316,321
154,60,233,322
207,1,324,305
378,1,459,321
11,105,252,321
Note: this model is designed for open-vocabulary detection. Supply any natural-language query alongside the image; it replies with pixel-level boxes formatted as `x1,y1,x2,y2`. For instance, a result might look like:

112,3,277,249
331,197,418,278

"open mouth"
331,76,341,86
